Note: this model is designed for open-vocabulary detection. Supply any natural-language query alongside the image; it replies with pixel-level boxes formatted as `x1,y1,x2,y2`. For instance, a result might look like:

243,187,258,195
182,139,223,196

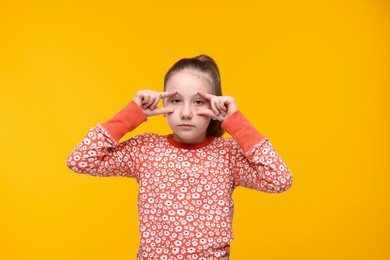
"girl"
67,54,292,260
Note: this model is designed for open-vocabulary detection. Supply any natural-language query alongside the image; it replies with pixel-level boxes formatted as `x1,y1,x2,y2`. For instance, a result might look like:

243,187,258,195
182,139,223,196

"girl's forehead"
165,69,213,94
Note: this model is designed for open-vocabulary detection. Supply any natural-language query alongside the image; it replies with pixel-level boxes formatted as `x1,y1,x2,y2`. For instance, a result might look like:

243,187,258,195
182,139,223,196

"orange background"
1,0,389,259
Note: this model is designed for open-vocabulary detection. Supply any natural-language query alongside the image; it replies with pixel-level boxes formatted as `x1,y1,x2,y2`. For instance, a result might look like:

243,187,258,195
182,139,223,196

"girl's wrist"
101,101,147,142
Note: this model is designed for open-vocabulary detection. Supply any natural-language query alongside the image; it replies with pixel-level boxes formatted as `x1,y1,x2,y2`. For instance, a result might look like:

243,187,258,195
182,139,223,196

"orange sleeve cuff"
101,101,147,142
221,110,267,154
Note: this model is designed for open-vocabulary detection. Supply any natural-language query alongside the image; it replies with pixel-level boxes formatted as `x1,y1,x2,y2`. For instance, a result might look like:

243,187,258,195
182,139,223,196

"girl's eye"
194,100,205,105
170,98,182,104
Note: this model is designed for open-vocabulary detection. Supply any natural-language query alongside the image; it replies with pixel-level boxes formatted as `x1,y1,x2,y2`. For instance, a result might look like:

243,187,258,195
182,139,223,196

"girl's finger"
198,91,219,114
219,98,227,112
150,96,160,109
211,99,220,116
216,99,226,117
196,108,218,120
142,95,151,107
149,107,174,116
198,91,215,100
160,91,177,98
146,97,156,109
148,96,158,109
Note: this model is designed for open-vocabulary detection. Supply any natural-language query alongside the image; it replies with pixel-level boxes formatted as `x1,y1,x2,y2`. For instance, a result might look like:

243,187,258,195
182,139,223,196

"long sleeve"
66,101,147,178
222,110,292,193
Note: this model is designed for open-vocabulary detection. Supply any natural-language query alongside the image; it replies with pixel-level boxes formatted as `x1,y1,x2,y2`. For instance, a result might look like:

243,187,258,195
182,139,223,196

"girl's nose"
180,104,193,119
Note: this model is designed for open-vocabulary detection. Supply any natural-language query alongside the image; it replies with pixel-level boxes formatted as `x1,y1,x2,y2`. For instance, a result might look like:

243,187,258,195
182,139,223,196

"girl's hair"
164,54,224,137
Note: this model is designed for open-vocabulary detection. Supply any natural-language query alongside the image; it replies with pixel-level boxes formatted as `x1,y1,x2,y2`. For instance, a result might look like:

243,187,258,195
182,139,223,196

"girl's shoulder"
212,135,241,150
208,136,244,158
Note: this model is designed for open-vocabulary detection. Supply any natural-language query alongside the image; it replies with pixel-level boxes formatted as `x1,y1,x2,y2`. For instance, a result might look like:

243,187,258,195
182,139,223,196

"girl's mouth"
178,124,194,128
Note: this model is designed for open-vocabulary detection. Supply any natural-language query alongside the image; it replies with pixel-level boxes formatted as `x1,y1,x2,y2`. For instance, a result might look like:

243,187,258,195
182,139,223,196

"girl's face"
164,69,213,144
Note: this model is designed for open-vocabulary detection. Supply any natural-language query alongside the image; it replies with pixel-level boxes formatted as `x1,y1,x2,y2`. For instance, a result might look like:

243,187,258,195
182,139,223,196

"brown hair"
164,54,224,137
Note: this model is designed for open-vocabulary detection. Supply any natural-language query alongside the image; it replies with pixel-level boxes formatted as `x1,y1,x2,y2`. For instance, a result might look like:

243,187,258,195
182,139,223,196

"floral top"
67,101,292,259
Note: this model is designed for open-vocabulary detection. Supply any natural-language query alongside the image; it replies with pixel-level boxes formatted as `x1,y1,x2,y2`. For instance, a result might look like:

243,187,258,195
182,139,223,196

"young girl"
67,55,292,260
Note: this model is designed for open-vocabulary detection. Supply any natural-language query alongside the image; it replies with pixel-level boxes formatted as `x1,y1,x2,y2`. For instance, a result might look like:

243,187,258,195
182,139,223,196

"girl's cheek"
166,109,177,117
164,103,173,109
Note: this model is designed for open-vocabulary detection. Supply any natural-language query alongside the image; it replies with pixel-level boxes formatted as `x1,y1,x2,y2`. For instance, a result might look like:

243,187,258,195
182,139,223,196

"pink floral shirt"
67,101,292,259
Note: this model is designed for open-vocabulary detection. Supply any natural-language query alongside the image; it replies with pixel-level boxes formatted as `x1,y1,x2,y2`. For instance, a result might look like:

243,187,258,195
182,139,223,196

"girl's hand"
133,90,176,117
196,92,238,121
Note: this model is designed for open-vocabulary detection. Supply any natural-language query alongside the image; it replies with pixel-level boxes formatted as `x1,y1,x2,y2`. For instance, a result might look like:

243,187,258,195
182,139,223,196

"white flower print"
177,209,185,216
67,125,292,259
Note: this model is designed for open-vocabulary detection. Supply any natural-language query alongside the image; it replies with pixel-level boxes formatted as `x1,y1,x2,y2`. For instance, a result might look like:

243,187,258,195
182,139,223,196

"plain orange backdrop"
1,0,389,259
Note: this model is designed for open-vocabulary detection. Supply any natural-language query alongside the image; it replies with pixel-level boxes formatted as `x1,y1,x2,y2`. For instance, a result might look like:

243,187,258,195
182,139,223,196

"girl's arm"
66,90,176,178
222,111,292,193
66,101,147,178
197,92,292,193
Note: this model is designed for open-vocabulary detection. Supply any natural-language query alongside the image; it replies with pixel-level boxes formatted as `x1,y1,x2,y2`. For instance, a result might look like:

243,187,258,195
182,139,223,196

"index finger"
198,91,215,100
160,91,177,98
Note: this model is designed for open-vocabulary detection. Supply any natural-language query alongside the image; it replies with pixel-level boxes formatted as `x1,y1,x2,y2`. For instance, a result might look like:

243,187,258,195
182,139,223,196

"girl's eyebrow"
166,91,207,100
169,92,205,98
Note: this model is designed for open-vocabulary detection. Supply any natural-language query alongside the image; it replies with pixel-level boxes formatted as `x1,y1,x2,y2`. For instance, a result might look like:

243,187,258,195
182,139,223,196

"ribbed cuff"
101,101,147,142
222,110,266,154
